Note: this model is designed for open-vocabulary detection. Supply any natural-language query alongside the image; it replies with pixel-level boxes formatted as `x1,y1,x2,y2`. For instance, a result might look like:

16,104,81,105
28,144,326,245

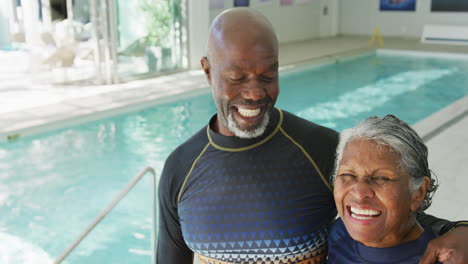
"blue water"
0,52,467,263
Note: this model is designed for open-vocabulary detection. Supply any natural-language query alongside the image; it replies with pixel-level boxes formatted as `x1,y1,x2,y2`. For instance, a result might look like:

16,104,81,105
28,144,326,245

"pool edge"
1,49,467,143
413,95,468,142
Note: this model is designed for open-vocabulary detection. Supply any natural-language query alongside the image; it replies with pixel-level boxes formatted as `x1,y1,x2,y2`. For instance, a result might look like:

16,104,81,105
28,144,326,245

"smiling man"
201,10,279,139
157,8,337,264
156,7,468,264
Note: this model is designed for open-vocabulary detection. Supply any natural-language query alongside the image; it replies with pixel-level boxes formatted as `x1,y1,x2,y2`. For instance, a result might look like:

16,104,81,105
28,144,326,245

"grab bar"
54,166,158,264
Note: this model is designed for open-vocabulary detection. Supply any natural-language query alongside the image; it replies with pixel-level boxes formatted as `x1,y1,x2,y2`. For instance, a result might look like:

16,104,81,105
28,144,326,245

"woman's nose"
351,180,375,200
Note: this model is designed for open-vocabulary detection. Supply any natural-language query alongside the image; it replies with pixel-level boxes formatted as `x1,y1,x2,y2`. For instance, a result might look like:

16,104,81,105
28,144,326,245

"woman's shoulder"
328,218,355,252
329,218,348,241
327,218,358,263
419,226,442,264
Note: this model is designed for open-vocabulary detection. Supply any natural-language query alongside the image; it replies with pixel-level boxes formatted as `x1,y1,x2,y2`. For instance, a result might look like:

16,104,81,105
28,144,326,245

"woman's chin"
343,218,386,247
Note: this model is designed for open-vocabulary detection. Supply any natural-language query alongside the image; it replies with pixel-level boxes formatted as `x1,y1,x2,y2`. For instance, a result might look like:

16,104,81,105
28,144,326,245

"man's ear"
411,176,430,212
201,56,211,83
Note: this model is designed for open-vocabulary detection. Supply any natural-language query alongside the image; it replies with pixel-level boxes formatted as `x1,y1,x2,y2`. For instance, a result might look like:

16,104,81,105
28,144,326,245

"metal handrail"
54,166,158,264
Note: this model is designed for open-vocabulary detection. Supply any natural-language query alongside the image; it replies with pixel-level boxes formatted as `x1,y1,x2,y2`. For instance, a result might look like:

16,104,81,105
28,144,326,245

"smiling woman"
327,115,440,264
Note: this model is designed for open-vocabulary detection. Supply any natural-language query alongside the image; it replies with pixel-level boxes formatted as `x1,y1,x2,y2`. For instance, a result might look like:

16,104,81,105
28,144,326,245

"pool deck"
0,35,467,220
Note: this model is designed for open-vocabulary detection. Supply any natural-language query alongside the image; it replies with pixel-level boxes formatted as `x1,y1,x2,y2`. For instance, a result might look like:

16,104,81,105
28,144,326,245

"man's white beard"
226,111,271,139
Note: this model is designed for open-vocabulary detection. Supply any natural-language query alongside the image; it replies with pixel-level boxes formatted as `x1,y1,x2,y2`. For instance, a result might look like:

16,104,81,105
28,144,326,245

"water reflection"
0,93,216,263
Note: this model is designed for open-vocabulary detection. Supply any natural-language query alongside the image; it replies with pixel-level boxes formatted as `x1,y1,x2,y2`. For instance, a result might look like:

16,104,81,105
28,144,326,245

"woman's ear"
410,176,430,212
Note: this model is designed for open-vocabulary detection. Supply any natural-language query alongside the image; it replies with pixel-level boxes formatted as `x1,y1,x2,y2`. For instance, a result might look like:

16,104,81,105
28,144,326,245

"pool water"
0,51,467,263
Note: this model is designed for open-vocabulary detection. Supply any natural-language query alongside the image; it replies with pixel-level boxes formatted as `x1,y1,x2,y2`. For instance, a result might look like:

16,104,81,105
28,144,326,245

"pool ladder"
54,166,158,264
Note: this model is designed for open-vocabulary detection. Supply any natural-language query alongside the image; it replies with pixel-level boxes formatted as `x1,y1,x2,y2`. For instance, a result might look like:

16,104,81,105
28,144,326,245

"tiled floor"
1,35,467,222
409,93,468,221
425,113,468,220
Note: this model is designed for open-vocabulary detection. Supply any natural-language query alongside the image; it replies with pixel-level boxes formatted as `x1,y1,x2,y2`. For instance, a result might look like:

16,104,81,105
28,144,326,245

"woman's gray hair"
332,115,438,212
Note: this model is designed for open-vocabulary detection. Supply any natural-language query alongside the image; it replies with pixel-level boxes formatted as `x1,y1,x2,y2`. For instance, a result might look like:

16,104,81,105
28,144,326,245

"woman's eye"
339,173,356,181
371,176,392,185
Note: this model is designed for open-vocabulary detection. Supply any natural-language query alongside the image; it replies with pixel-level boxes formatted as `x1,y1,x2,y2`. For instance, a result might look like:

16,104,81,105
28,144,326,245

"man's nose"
241,81,266,101
351,180,375,200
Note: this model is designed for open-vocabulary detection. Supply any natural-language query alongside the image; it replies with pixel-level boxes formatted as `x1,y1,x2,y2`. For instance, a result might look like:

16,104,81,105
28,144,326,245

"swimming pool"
0,50,467,263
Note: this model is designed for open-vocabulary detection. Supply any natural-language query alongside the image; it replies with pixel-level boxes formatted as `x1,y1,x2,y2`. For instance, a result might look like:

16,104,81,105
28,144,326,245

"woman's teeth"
350,207,381,220
237,108,261,117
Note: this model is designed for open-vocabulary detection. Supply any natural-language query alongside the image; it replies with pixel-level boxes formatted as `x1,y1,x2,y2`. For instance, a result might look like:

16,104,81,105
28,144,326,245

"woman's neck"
399,220,425,245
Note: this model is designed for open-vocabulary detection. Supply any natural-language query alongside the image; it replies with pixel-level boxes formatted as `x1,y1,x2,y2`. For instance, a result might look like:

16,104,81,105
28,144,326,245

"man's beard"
218,97,273,139
226,110,271,139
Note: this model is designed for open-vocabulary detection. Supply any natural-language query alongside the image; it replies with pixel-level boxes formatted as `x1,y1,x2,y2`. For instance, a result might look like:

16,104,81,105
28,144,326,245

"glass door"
115,0,186,81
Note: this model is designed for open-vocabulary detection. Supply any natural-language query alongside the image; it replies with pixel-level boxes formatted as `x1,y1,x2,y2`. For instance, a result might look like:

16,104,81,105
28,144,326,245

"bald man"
157,8,468,264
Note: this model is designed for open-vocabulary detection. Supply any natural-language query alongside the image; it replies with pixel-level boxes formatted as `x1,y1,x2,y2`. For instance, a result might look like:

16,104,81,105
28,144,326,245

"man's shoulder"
421,224,438,240
159,124,210,197
167,125,209,163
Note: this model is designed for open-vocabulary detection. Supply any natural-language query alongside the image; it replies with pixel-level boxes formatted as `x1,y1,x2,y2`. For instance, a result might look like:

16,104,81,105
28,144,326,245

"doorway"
319,0,338,38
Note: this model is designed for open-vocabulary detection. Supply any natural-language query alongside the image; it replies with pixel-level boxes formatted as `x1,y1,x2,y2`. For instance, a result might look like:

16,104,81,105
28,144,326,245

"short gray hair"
332,115,438,212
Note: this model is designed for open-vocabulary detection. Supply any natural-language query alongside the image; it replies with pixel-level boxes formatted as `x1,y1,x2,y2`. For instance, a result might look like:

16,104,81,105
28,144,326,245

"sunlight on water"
296,69,455,127
0,232,53,264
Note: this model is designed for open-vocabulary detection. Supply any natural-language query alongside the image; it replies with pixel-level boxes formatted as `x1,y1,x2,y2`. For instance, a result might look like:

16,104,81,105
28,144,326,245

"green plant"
140,0,171,46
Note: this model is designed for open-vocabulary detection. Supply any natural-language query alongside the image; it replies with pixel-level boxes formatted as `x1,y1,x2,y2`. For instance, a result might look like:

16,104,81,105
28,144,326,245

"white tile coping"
413,95,468,143
0,77,210,143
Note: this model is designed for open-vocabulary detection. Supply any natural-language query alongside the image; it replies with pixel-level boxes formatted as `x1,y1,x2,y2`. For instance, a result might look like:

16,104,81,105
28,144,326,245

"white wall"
339,0,468,37
188,0,210,70
188,0,336,69
208,0,321,43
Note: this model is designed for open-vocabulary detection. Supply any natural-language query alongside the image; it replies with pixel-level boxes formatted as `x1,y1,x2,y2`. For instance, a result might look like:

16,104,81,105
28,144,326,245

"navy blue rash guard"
157,108,339,264
327,218,442,264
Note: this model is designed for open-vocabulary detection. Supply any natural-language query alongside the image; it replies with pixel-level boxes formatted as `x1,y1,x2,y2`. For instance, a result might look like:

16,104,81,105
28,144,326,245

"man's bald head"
200,8,280,138
206,8,278,61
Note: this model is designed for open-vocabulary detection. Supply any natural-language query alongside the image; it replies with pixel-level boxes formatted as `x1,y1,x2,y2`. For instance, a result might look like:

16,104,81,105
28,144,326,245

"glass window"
115,0,186,81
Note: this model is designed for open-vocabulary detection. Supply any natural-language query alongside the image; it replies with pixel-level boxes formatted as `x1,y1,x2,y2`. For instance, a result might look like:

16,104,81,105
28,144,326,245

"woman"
327,115,439,264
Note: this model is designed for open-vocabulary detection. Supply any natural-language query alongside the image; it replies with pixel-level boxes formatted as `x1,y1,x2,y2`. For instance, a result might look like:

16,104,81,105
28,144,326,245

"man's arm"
417,213,457,235
417,213,468,264
156,155,193,264
157,191,193,263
